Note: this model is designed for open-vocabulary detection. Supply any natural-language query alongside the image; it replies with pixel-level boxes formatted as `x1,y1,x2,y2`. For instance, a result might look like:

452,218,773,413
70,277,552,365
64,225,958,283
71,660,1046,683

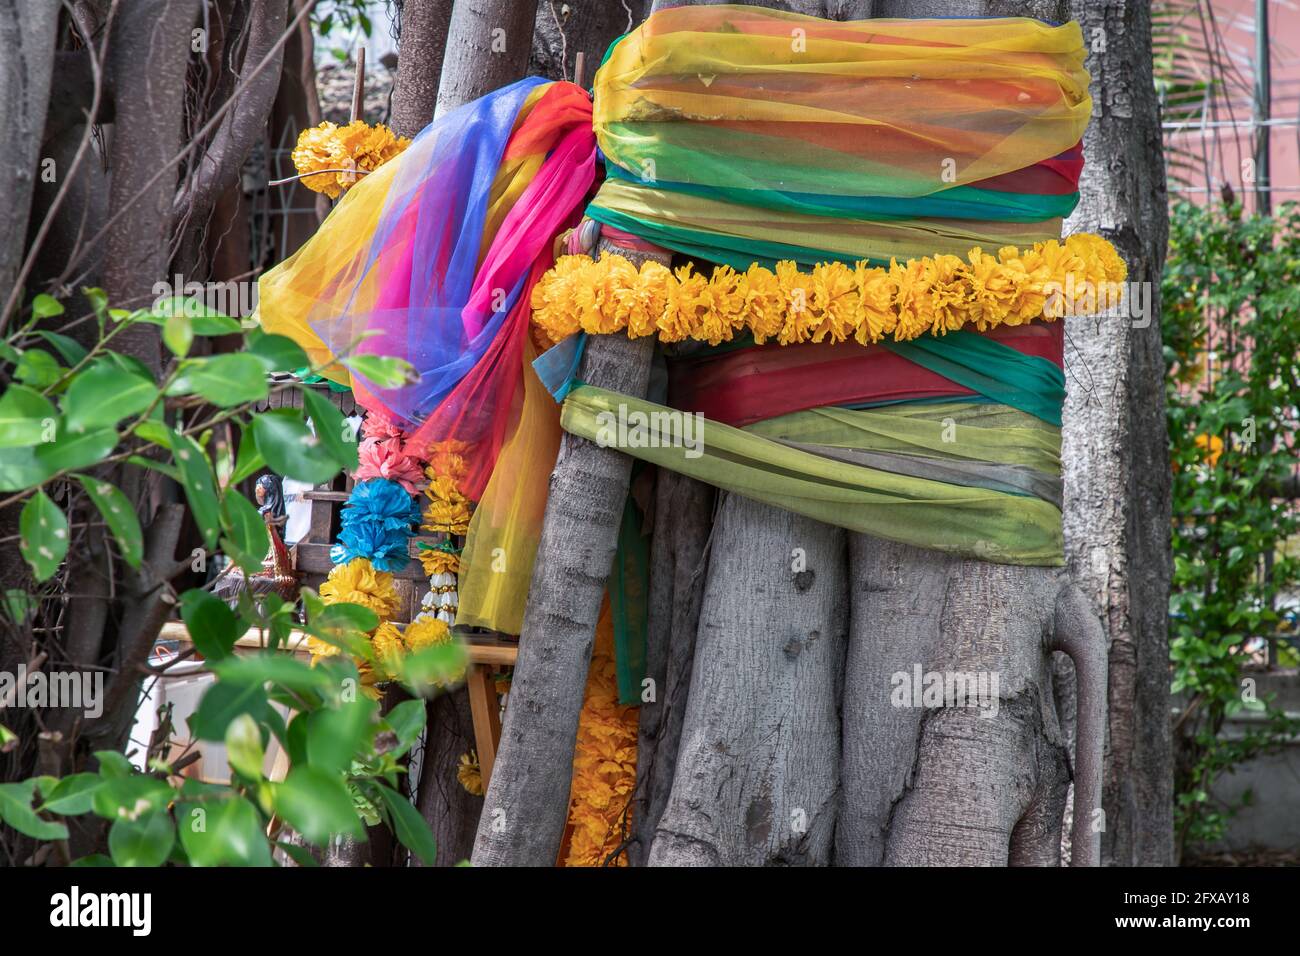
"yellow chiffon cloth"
254,84,555,384
455,337,562,633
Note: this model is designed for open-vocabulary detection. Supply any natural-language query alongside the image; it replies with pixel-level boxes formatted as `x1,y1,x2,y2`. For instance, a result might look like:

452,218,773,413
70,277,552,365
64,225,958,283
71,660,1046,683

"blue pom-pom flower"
330,478,420,572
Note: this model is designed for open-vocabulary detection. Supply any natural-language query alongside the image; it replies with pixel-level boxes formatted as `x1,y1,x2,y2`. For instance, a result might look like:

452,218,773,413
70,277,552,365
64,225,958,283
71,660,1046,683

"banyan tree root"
835,536,1105,866
647,494,848,866
642,526,1107,867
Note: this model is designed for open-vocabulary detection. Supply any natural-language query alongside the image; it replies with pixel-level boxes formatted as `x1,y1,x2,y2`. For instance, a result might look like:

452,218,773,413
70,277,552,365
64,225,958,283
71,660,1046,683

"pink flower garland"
354,413,425,494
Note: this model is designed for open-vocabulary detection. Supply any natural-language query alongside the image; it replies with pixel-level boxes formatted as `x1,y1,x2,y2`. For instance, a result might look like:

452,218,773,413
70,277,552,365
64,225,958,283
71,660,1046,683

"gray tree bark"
0,0,59,319
628,469,713,865
390,0,453,137
648,496,848,866
1063,0,1173,867
471,242,668,867
435,0,540,118
530,0,650,83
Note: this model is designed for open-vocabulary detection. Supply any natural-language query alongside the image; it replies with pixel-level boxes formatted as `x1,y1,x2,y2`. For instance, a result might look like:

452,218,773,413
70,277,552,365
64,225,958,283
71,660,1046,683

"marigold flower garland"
530,233,1127,348
563,614,638,867
292,120,410,199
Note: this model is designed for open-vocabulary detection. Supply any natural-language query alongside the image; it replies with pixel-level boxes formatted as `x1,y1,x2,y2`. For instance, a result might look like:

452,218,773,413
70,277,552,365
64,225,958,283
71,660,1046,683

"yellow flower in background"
319,557,400,620
371,620,405,678
403,615,467,687
292,120,410,199
457,750,484,796
305,633,342,667
1195,433,1225,467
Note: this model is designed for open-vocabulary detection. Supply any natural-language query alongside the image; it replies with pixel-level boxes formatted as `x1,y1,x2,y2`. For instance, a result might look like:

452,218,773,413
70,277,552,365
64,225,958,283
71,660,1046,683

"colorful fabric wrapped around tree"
255,5,1120,639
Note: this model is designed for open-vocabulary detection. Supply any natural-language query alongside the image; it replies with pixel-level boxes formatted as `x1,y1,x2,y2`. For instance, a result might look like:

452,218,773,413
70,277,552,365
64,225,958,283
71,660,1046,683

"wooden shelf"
158,620,518,666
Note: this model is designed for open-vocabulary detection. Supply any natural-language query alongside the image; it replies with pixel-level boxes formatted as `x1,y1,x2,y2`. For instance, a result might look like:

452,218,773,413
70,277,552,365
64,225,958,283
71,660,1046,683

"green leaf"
39,773,104,815
166,428,221,548
94,749,134,778
220,491,269,572
179,589,240,661
272,767,364,844
211,653,335,694
375,784,437,865
247,330,309,373
189,681,269,742
14,349,63,389
162,310,194,358
91,775,172,821
304,602,378,659
19,490,68,581
108,810,175,867
230,421,265,485
149,296,242,335
0,781,69,840
177,795,273,867
382,699,427,758
302,387,358,472
225,713,265,781
75,474,142,568
33,424,117,475
63,360,156,432
275,840,320,867
306,697,377,775
168,354,268,407
31,330,86,366
0,385,57,448
0,446,53,491
342,354,419,390
251,408,340,484
31,293,65,320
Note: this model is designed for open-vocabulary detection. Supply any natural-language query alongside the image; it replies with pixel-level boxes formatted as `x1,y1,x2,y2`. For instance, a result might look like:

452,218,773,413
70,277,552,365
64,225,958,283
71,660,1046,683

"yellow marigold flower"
319,557,400,620
775,260,817,346
742,263,785,344
810,260,860,344
403,616,467,687
370,621,405,679
418,547,460,577
457,750,484,796
659,264,706,343
306,634,342,666
291,120,410,198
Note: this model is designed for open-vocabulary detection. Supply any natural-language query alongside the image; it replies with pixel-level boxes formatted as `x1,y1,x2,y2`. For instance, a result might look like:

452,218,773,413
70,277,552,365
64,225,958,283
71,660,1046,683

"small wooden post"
573,51,586,89
349,46,366,123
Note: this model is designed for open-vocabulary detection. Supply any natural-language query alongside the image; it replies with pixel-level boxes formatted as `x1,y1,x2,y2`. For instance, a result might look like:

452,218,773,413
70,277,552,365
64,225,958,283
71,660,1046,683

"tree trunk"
530,0,651,83
649,496,848,866
412,686,483,866
471,241,669,867
628,469,713,865
390,0,453,137
435,0,539,118
103,0,201,369
1062,0,1173,867
0,0,59,319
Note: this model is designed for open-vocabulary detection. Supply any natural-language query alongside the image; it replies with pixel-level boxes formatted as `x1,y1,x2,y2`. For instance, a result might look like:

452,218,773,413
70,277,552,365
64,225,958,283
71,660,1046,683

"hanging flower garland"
308,412,475,701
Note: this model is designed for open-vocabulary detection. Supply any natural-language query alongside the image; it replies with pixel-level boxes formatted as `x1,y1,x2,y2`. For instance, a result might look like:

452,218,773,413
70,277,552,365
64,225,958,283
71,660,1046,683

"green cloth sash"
561,385,1064,566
